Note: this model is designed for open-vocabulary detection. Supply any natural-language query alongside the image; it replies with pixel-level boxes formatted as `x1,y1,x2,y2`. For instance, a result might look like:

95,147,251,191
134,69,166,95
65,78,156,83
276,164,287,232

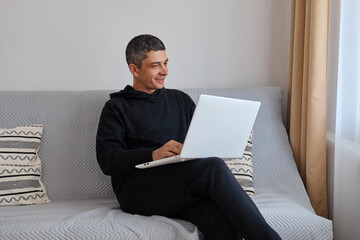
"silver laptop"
135,94,261,169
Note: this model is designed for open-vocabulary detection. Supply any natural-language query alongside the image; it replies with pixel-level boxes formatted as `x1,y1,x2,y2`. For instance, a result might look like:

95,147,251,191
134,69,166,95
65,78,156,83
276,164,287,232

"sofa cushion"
0,125,50,206
0,199,199,240
225,130,254,196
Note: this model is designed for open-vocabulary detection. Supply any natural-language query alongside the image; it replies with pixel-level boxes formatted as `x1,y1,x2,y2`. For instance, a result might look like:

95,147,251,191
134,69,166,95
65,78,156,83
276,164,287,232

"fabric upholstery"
225,131,254,196
0,87,333,239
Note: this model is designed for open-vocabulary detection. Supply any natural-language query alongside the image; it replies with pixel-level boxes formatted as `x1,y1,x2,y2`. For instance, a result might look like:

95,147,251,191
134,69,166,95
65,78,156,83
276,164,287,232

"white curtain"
333,0,360,239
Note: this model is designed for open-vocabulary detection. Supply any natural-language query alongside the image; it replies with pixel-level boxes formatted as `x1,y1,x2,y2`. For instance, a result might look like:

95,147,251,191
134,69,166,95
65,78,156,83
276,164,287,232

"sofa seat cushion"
253,191,333,240
0,199,199,240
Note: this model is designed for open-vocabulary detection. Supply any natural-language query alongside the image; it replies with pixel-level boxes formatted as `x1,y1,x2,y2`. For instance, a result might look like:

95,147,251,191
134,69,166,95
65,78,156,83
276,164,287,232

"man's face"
131,50,168,94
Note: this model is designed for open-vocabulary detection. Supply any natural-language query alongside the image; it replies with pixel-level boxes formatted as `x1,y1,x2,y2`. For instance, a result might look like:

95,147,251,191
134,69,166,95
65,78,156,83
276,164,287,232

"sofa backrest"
1,87,302,202
1,90,115,200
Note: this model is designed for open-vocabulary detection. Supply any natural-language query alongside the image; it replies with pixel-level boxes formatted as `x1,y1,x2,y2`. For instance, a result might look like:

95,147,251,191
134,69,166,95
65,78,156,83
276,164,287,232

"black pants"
116,157,281,240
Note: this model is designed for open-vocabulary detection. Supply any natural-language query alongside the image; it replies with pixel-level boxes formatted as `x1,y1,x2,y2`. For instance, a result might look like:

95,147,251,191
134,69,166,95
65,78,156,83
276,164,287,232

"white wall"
0,0,291,93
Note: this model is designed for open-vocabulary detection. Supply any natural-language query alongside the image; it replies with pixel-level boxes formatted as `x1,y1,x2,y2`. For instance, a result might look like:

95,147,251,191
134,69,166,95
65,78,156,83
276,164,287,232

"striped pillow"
0,125,50,206
224,130,254,196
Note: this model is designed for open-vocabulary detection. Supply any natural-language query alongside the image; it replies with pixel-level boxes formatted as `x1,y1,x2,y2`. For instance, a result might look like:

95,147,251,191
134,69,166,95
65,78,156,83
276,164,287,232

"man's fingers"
166,140,183,149
152,140,183,161
165,141,182,155
166,146,181,155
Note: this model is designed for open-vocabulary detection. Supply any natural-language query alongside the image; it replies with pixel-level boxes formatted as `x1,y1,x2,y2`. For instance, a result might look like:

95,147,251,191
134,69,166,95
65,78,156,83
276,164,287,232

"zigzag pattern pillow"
225,131,254,196
0,125,50,206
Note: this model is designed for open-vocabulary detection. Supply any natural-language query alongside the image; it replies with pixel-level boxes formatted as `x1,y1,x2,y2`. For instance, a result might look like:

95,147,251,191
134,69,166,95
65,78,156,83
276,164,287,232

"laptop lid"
180,94,261,159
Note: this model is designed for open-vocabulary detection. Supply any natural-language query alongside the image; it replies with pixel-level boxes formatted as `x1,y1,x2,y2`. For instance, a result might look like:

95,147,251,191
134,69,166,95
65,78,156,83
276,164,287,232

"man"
96,34,281,240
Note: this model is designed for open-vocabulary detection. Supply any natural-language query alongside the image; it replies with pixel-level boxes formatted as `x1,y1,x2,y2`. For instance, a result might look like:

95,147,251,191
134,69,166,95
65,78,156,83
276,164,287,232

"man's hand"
152,140,183,161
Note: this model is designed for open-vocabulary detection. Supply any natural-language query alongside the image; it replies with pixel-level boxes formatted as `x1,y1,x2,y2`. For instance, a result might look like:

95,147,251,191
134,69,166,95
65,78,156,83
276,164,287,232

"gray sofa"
0,87,332,239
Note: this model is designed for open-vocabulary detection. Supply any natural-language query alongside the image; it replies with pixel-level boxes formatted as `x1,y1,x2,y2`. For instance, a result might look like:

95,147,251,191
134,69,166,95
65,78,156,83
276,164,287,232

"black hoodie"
96,85,196,190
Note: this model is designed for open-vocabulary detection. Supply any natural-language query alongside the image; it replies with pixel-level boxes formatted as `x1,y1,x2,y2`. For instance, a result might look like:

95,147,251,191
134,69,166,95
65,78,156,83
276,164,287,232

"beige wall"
0,0,291,93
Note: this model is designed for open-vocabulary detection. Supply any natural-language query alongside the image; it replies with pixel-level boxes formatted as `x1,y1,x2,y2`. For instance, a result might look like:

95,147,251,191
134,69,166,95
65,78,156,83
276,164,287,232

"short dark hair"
125,34,166,68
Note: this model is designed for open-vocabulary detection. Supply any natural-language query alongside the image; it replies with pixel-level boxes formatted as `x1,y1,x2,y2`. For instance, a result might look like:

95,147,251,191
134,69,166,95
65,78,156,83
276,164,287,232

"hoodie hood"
110,85,165,102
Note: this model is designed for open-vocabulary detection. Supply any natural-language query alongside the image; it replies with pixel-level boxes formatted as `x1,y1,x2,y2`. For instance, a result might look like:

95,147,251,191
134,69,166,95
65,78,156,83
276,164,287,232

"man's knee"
201,157,231,173
202,157,226,167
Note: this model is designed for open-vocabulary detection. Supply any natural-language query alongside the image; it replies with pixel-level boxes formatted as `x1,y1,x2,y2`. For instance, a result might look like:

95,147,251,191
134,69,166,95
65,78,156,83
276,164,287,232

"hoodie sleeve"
96,101,154,177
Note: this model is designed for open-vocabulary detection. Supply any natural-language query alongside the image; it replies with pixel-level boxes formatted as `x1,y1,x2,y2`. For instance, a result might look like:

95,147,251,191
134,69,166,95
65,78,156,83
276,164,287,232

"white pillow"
224,130,254,196
0,125,50,206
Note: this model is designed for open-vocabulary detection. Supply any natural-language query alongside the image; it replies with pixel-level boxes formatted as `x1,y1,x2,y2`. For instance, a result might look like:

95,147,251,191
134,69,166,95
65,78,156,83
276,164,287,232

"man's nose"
160,64,168,75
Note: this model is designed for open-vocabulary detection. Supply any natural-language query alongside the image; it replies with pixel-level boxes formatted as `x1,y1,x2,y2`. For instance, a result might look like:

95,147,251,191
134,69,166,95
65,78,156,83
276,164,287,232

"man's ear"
128,64,139,77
